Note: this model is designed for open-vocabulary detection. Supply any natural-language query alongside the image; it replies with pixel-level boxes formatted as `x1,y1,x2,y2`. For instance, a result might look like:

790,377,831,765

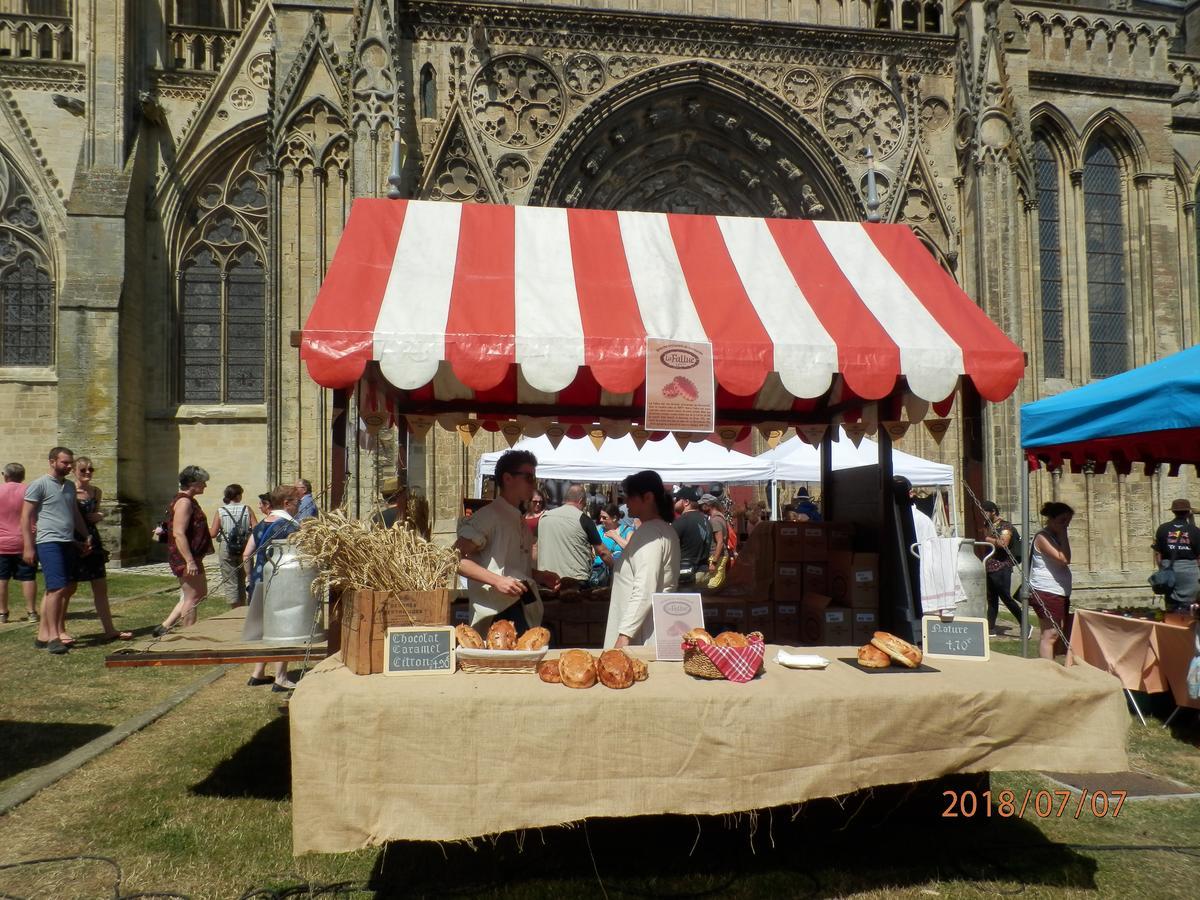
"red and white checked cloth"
682,634,766,683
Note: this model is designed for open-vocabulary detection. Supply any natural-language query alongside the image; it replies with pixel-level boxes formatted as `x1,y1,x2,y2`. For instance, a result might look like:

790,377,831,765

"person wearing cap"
372,476,405,529
699,493,730,590
792,487,822,523
673,486,712,585
1153,499,1200,615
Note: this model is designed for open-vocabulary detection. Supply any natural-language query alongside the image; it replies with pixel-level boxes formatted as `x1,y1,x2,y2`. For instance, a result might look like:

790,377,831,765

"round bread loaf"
486,619,517,650
684,628,714,645
630,657,648,682
597,649,635,689
454,624,485,649
537,659,562,683
516,626,551,650
857,643,891,668
714,631,748,648
870,631,923,669
559,649,597,689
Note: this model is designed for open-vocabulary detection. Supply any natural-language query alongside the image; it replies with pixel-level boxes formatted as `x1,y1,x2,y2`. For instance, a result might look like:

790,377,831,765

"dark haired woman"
604,470,680,649
1028,501,1074,660
210,483,256,608
153,465,214,636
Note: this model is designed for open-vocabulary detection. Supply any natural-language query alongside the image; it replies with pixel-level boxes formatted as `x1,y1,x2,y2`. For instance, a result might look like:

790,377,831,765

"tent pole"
770,480,778,520
1021,454,1032,659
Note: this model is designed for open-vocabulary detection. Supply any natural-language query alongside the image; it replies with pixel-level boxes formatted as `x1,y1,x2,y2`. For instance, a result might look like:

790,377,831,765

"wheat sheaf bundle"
289,508,459,595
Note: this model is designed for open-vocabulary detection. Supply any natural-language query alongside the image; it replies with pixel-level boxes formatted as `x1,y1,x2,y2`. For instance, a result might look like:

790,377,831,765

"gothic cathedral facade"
0,0,1195,602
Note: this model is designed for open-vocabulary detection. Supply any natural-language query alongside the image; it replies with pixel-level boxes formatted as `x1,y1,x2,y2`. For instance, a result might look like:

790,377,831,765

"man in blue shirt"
295,479,318,521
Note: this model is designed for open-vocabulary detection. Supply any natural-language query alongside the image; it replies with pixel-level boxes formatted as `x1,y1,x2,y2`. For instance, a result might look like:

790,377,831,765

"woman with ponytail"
604,470,681,648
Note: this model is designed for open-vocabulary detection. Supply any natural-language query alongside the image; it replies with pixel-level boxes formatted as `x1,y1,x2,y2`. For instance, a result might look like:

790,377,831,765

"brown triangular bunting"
405,415,434,439
456,421,480,446
797,425,828,447
630,428,649,449
843,423,868,447
924,418,951,444
588,428,606,450
500,421,522,447
545,424,565,449
882,421,909,442
717,426,740,449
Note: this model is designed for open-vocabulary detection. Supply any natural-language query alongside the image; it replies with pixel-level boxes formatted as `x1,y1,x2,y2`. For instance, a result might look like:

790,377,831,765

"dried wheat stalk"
288,508,459,598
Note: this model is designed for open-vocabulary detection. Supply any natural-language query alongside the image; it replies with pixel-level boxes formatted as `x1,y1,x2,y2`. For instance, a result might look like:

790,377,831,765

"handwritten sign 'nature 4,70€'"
384,626,455,676
921,616,990,661
645,338,715,434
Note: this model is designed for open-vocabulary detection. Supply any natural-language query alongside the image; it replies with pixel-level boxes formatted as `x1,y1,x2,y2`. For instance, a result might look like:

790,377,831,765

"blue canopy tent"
1018,344,1200,660
1022,344,1200,474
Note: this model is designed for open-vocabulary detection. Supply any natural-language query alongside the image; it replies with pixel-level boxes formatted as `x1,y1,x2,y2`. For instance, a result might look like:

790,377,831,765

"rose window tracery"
470,55,564,148
822,76,905,160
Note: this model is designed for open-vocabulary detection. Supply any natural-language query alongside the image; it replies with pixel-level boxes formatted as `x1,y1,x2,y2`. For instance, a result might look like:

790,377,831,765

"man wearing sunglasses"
455,449,560,631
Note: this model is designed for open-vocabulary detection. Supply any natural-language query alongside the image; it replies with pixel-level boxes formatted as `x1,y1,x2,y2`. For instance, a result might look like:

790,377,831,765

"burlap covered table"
1068,608,1200,710
290,647,1128,853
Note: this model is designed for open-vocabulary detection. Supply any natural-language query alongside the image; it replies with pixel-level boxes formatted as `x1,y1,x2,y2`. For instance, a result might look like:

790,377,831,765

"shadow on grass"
190,716,291,801
366,779,1101,898
0,720,111,781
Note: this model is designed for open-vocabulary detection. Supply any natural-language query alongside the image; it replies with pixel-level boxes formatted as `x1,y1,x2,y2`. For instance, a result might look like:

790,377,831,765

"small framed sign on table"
922,616,990,661
384,626,456,676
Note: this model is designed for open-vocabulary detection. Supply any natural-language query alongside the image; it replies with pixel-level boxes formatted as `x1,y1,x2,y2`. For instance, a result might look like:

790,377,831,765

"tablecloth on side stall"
108,606,326,656
290,647,1128,852
1069,608,1200,710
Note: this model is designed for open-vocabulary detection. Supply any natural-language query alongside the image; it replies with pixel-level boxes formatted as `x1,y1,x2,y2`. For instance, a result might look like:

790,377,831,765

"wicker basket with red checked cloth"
682,633,765,682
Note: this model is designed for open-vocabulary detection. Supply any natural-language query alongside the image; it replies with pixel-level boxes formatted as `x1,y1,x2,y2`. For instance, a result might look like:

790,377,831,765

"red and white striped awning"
301,199,1023,423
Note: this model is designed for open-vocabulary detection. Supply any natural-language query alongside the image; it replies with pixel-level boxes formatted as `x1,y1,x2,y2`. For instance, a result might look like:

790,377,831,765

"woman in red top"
154,465,214,635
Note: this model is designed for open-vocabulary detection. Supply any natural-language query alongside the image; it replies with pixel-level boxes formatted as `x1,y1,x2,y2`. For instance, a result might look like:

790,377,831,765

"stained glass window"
1083,141,1128,379
0,155,53,367
1034,138,1064,379
177,144,267,403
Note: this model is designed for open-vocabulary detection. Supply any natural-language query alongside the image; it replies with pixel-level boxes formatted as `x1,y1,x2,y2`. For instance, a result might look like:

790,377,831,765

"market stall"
761,429,954,486
289,198,1130,853
1068,608,1200,725
1021,344,1200,654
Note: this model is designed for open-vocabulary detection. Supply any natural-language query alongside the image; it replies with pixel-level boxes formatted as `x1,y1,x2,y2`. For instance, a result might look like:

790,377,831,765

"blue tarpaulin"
1021,345,1200,471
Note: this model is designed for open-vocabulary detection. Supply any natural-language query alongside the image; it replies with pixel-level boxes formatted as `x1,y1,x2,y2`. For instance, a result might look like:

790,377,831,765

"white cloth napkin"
774,650,831,669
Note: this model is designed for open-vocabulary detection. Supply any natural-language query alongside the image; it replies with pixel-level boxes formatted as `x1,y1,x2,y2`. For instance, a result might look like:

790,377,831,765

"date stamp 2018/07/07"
943,789,1126,819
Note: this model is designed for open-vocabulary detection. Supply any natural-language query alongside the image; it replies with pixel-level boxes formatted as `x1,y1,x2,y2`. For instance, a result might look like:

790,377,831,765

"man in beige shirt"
536,484,612,583
454,450,559,630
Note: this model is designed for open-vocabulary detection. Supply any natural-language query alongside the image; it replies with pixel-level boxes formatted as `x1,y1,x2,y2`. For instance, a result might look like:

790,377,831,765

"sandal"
102,631,134,642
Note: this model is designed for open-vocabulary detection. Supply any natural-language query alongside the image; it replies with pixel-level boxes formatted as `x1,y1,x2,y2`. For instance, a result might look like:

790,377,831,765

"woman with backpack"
210,483,256,608
981,500,1025,637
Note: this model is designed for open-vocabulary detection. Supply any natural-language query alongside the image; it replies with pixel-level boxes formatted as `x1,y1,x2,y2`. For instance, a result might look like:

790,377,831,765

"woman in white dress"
604,470,680,649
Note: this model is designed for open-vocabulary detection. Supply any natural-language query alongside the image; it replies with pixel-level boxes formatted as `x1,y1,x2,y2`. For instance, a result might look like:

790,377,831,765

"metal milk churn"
955,540,993,620
260,542,326,643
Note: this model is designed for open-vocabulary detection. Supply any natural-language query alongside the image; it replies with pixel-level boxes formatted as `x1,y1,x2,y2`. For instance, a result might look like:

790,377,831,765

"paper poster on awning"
645,338,715,434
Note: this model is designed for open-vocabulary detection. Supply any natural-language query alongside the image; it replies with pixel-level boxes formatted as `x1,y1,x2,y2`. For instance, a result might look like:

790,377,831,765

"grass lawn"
0,603,1197,898
0,572,205,795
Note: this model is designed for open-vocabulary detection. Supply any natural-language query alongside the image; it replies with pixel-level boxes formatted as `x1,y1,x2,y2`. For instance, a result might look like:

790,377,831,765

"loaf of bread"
630,657,648,682
684,628,714,645
559,649,597,689
486,619,517,650
870,631,923,669
537,659,562,683
454,624,485,649
516,626,551,650
597,649,635,689
857,643,891,668
714,631,748,648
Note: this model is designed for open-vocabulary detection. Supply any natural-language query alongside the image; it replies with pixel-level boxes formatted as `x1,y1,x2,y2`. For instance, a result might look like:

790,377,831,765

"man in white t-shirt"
454,450,560,631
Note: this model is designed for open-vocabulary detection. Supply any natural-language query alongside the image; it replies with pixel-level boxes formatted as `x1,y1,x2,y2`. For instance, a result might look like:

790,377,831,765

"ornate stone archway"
531,63,859,219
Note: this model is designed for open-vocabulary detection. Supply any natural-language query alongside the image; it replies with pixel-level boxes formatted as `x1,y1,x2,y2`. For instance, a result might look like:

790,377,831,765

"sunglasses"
78,467,94,473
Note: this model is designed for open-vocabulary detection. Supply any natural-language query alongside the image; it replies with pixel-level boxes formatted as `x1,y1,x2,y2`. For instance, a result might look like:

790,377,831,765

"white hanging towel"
913,507,966,615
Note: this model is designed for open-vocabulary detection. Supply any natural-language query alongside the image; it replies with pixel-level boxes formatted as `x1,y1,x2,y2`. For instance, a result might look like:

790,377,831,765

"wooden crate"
339,589,453,675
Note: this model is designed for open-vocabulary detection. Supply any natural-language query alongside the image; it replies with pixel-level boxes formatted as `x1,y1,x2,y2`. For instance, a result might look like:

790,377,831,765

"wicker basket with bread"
681,629,765,681
454,623,551,673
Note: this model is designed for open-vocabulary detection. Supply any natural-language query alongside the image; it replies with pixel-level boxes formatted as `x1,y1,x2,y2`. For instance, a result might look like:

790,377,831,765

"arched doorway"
532,63,858,219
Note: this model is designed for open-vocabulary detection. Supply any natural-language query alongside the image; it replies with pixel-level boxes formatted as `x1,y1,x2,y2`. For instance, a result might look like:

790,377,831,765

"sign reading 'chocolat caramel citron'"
384,626,456,676
921,616,990,661
645,338,714,433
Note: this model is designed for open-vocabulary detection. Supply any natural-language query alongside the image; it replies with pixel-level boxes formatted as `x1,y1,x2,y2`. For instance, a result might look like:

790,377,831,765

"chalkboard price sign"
921,616,990,661
384,626,456,676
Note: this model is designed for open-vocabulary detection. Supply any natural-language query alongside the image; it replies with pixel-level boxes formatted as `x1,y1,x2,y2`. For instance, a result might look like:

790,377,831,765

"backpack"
1006,523,1022,564
221,506,250,557
154,497,176,543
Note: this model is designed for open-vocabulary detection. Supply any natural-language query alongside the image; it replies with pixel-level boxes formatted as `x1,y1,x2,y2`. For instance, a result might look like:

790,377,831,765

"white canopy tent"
759,432,955,487
474,434,775,495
